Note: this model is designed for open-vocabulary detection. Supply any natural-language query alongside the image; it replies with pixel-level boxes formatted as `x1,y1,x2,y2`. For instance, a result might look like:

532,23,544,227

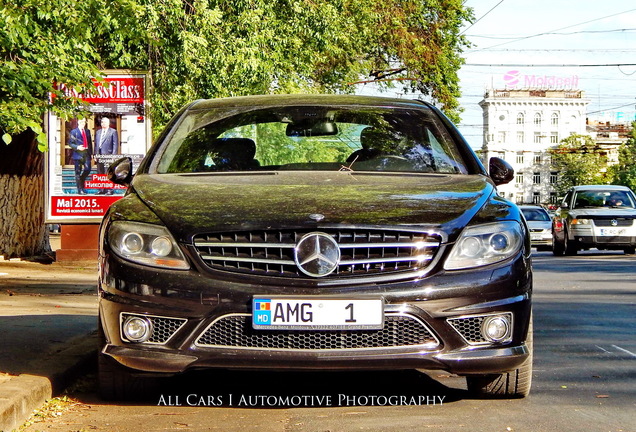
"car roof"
187,94,431,111
571,185,631,191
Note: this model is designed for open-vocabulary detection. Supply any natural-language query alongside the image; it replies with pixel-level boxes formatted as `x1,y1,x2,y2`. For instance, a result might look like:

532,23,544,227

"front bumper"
570,225,636,248
98,250,532,376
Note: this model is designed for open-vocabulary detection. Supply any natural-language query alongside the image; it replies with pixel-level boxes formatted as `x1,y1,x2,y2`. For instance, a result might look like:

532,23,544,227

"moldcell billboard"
503,70,579,90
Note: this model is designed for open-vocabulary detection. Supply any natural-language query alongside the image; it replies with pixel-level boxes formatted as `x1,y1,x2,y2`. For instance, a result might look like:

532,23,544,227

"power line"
468,28,636,39
460,0,506,36
465,63,636,67
469,7,636,52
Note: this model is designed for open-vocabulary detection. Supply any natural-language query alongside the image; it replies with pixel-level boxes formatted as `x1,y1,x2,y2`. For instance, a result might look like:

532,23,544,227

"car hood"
526,220,551,230
127,172,496,243
568,208,636,218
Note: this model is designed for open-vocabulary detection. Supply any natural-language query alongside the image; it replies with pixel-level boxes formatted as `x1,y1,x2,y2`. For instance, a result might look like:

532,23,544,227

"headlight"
571,218,590,225
108,221,190,270
444,221,523,270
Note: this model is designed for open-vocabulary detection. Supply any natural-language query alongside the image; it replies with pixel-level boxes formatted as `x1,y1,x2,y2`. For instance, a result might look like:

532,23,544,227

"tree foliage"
0,0,142,148
549,134,609,196
2,0,472,144
607,122,636,191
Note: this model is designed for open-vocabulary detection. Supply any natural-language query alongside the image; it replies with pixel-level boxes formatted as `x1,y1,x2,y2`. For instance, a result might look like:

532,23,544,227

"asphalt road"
21,250,635,432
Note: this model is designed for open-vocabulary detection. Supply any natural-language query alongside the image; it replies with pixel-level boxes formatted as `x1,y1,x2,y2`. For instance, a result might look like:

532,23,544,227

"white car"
552,185,636,255
519,205,552,251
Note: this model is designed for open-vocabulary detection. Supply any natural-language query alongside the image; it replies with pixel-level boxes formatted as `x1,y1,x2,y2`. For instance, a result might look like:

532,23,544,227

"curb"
0,331,98,432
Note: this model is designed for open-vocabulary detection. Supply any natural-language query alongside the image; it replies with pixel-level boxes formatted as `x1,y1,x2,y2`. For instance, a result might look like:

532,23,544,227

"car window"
155,106,470,175
573,190,635,209
521,208,550,221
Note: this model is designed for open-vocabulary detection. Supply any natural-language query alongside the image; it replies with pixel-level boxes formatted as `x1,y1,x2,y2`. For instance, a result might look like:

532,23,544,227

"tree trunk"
0,128,50,258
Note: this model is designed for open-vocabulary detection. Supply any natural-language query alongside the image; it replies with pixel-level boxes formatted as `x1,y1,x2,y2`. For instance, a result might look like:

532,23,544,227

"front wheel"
466,318,533,399
97,318,161,401
552,233,564,256
564,230,578,255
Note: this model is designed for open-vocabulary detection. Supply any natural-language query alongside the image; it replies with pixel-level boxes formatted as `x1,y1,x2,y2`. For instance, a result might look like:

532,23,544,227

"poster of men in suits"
45,72,150,223
94,116,119,194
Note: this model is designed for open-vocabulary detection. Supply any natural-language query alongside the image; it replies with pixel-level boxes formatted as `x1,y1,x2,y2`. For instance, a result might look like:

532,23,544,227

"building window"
534,132,542,144
532,192,541,204
550,192,558,204
517,113,525,125
534,153,542,164
498,131,506,143
533,172,541,184
516,172,523,184
551,113,559,126
516,193,524,204
550,172,558,184
497,151,506,160
550,132,559,144
534,113,542,126
516,152,524,164
517,131,525,144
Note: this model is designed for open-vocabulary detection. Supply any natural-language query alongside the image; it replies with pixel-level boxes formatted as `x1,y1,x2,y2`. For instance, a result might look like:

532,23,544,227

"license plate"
530,234,541,240
600,228,625,236
252,297,384,330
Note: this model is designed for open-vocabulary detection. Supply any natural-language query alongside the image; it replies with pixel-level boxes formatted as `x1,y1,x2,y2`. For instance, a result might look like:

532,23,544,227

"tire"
97,318,160,401
466,317,533,399
552,233,564,256
624,247,635,255
564,230,577,256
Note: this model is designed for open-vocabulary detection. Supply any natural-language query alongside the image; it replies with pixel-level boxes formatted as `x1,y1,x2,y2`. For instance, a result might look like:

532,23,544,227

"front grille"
195,314,439,350
121,314,187,345
594,219,633,227
193,229,441,279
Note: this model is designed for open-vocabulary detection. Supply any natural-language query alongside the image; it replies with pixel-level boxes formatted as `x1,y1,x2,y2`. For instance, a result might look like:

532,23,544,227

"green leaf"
2,133,11,144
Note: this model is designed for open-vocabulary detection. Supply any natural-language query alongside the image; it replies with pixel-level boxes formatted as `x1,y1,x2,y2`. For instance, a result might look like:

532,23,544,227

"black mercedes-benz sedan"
98,94,532,400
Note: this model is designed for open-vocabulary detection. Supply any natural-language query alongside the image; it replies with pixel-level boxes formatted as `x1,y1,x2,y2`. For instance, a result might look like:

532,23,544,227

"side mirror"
107,157,133,186
489,157,514,186
560,202,569,209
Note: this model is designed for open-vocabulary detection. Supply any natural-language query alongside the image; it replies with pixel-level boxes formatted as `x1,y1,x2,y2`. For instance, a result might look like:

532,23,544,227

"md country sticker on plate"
252,297,384,330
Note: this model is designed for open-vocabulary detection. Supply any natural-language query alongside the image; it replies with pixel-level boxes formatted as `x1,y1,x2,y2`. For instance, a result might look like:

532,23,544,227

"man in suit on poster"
68,118,92,195
94,117,119,194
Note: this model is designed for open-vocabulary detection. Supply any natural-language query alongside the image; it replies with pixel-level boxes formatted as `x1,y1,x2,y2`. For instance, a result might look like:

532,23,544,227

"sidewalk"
0,256,98,432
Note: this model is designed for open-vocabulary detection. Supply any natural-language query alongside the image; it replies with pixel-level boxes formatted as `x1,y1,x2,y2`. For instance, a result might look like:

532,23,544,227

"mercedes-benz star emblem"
294,232,341,277
610,219,618,226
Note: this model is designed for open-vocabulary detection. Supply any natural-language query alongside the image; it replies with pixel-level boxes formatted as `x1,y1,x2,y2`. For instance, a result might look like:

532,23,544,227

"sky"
455,0,636,148
354,0,636,150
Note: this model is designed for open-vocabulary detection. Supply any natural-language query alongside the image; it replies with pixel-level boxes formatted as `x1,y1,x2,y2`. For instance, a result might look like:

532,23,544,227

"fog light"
481,315,510,342
123,316,152,342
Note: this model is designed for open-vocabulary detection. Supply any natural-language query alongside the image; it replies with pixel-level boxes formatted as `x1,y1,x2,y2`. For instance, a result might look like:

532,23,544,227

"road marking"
611,345,636,358
595,345,611,354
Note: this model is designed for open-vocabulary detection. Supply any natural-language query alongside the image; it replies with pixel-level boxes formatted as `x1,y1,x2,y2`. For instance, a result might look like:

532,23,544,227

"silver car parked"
520,205,552,251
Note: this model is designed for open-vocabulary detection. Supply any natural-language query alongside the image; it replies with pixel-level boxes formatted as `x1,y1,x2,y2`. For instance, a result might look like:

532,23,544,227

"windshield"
573,190,636,209
522,208,551,221
155,105,470,175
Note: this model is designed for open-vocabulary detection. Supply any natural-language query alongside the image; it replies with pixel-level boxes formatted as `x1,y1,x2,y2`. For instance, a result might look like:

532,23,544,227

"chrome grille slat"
593,219,633,227
195,314,439,350
193,229,441,279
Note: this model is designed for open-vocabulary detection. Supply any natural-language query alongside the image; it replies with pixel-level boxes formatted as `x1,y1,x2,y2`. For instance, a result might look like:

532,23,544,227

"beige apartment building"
479,88,589,205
